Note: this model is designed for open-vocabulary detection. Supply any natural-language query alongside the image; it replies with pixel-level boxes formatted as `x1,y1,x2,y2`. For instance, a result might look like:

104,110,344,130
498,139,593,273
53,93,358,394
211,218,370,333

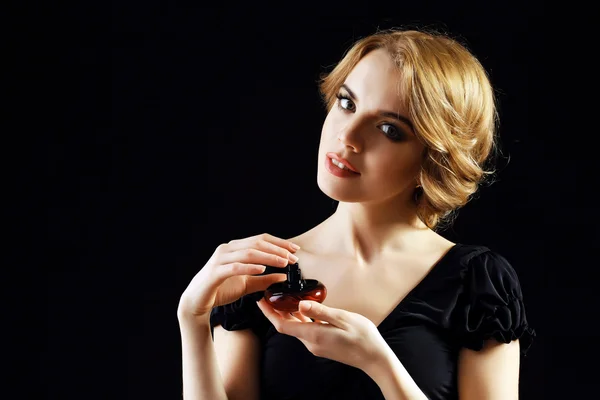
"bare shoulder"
285,232,315,249
284,218,330,250
420,227,455,248
430,233,456,256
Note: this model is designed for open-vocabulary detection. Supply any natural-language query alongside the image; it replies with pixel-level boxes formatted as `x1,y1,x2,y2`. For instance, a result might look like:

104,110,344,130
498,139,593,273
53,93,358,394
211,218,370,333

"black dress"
209,244,536,400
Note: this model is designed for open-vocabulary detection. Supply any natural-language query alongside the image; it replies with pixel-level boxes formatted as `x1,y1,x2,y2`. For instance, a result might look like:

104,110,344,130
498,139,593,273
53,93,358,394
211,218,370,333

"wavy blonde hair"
319,28,500,230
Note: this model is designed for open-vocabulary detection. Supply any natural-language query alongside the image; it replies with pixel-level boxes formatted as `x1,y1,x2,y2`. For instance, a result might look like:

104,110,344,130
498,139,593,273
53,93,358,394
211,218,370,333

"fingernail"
290,243,301,250
288,253,299,263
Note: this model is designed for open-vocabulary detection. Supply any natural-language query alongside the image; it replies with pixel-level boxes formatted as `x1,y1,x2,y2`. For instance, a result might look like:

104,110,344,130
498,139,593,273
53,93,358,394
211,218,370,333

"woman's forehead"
344,49,407,112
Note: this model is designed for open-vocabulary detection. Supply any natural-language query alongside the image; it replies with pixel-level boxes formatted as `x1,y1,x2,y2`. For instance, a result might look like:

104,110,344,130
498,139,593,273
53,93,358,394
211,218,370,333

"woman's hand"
177,233,299,321
256,298,389,373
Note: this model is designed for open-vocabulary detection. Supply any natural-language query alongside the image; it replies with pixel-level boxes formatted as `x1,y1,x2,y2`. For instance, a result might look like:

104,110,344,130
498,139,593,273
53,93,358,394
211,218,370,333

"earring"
414,180,424,202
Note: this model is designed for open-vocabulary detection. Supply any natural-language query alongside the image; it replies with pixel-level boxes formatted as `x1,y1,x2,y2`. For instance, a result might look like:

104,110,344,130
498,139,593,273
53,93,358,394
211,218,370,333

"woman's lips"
326,152,359,173
325,155,361,178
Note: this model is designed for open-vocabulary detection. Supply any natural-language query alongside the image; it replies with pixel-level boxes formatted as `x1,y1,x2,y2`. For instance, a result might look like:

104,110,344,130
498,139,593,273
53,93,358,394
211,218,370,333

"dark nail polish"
264,262,327,312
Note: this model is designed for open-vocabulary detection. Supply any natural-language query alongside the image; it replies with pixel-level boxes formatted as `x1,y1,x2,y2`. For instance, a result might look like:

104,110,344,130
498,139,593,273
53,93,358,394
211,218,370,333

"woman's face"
317,48,425,205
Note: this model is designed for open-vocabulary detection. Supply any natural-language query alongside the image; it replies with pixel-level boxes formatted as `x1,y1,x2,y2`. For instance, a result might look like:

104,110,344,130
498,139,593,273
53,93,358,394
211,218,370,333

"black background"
17,2,590,399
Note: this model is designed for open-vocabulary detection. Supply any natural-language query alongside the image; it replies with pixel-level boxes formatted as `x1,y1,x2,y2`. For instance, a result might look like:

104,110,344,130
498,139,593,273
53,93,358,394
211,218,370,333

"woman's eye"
380,124,404,140
338,97,355,112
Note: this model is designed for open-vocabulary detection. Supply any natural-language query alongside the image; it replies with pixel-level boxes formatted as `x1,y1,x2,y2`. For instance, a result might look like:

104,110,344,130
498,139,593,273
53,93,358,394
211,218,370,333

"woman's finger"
291,311,313,323
227,233,300,257
208,262,267,287
219,247,295,270
298,301,347,329
245,272,288,293
222,235,299,265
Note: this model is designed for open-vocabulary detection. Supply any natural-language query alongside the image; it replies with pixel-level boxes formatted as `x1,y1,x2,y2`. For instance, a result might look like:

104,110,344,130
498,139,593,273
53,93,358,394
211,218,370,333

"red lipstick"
326,152,359,173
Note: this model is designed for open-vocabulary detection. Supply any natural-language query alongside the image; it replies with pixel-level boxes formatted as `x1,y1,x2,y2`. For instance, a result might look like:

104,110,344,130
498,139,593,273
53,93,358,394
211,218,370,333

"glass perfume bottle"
264,262,327,312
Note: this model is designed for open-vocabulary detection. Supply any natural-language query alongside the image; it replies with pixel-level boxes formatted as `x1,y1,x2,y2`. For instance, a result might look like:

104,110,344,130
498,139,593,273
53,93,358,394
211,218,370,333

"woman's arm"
365,338,521,400
363,345,429,400
178,315,262,400
178,316,229,400
212,325,261,400
457,339,521,399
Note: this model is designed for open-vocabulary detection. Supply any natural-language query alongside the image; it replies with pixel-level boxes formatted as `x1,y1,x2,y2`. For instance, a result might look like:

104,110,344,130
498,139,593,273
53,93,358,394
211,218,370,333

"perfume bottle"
264,262,327,312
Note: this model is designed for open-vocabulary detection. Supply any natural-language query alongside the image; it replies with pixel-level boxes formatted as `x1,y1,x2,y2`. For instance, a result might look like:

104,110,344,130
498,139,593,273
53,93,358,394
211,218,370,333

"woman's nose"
336,120,364,153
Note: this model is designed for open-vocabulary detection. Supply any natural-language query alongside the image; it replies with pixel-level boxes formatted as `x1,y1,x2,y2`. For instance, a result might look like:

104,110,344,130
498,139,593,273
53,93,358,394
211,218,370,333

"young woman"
177,28,535,400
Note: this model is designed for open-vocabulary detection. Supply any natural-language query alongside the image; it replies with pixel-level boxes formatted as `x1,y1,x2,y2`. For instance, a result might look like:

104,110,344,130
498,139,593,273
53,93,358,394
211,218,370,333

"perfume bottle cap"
286,263,304,290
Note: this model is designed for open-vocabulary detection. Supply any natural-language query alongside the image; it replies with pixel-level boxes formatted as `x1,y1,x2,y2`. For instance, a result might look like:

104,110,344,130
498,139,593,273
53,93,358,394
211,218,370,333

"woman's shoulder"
440,242,527,294
447,242,520,278
444,242,536,354
447,242,493,262
284,221,326,248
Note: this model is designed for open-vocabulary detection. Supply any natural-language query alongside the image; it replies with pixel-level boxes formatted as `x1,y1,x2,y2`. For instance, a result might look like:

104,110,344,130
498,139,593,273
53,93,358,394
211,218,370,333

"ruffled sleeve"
451,249,536,355
209,291,270,339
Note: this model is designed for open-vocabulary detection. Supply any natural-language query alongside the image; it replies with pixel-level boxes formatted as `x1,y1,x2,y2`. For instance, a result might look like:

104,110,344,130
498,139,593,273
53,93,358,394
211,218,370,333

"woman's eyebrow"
340,83,415,133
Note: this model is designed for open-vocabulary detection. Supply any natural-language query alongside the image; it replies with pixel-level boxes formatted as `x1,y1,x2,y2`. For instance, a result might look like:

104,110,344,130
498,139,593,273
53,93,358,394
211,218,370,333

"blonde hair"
319,28,500,230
